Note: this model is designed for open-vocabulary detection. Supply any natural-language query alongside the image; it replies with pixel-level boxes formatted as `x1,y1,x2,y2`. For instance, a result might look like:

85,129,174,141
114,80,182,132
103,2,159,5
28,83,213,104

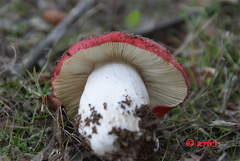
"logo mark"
186,139,194,147
186,139,218,148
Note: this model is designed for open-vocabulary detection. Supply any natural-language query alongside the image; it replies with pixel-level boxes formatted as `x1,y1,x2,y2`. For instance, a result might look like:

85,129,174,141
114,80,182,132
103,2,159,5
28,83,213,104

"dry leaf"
0,119,12,130
39,95,62,111
34,117,51,127
201,21,216,38
227,102,240,111
183,66,215,86
20,157,30,161
43,10,67,26
210,120,237,126
0,119,19,131
28,73,51,84
214,106,240,116
37,73,51,82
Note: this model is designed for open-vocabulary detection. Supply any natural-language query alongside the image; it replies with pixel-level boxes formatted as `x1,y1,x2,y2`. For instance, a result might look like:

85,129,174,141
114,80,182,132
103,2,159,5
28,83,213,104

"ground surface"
0,0,240,160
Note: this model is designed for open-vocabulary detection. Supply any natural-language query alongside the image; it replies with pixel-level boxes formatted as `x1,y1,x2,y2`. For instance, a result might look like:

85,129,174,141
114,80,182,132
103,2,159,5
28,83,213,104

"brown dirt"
92,126,97,134
103,102,107,110
120,104,126,110
106,104,158,161
75,104,158,160
90,108,103,126
121,95,132,106
84,117,91,126
135,104,158,131
79,106,103,127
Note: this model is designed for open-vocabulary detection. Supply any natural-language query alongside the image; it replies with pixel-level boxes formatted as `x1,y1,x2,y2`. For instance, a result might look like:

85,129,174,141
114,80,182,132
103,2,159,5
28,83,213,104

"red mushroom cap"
51,32,188,119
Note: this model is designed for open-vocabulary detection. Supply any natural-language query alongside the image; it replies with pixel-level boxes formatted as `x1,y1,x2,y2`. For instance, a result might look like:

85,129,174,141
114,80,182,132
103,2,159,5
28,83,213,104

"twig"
37,49,51,81
49,3,105,62
20,0,95,71
136,13,192,37
136,4,217,38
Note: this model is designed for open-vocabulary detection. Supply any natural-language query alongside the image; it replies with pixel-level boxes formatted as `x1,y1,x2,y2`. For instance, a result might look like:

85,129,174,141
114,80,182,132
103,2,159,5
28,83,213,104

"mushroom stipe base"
75,104,158,160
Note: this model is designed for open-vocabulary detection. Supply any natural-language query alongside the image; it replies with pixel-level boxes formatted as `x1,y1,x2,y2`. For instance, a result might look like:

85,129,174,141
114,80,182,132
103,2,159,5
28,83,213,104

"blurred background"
0,0,240,160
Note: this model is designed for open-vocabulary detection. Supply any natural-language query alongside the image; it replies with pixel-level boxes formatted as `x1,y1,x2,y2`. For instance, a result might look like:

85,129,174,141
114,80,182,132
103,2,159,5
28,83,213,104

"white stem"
78,59,149,157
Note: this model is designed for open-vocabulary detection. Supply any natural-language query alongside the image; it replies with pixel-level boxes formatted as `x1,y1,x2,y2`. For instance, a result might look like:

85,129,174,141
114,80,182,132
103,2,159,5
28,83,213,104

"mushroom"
51,32,188,160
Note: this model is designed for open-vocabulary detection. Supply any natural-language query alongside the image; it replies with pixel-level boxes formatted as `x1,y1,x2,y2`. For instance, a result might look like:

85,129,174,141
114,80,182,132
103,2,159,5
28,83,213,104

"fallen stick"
136,5,216,38
135,12,194,38
21,0,95,71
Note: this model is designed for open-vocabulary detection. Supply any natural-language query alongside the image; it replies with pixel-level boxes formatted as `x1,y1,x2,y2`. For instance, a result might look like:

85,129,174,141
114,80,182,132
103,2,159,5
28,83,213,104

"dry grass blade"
31,136,55,161
63,140,71,161
179,152,204,161
54,106,63,147
173,13,218,56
